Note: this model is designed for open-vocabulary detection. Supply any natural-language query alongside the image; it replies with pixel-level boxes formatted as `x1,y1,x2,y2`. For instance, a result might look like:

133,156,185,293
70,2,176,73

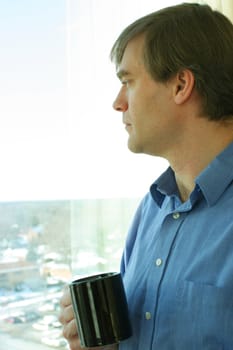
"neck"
168,119,233,202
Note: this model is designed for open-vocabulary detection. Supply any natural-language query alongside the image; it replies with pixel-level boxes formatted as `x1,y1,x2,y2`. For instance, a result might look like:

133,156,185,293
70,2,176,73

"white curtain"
198,0,233,21
65,0,181,200
0,0,231,201
65,0,233,200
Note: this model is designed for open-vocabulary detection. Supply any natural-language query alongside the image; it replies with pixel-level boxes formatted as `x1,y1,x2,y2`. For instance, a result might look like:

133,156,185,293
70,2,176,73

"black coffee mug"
69,272,132,347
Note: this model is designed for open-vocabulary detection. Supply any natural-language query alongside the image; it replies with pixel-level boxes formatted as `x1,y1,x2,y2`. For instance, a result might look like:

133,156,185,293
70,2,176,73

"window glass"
0,0,181,348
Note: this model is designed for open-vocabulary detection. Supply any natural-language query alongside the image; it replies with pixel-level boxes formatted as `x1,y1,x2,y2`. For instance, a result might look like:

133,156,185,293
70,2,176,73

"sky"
0,0,183,201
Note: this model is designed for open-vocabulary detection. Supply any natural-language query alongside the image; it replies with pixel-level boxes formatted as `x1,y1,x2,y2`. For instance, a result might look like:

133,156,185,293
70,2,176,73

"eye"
121,79,130,86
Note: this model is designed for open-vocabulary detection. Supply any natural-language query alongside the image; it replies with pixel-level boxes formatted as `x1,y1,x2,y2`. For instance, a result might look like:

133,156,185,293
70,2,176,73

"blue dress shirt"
119,142,233,350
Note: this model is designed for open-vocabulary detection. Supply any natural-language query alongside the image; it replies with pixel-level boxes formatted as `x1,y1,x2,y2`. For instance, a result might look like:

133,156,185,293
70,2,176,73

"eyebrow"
116,69,131,80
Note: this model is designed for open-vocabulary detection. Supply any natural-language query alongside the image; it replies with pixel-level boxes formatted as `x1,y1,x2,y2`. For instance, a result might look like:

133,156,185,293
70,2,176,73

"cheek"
128,90,147,116
128,87,161,126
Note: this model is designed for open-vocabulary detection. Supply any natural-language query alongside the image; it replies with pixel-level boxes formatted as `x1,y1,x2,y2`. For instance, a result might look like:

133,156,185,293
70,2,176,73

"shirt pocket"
174,280,233,349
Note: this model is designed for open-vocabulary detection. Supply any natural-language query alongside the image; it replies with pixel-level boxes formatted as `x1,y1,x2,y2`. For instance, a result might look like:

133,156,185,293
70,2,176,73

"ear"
173,69,195,105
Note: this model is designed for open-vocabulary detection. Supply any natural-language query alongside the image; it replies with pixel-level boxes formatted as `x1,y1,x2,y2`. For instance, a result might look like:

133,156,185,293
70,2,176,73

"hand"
59,285,118,350
59,284,81,350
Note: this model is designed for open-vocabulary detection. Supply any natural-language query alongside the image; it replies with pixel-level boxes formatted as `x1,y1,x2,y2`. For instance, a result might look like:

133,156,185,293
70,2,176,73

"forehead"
116,35,145,76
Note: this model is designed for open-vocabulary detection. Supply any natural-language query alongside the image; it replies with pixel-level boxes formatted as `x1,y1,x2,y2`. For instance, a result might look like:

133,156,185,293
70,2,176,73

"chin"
127,140,143,154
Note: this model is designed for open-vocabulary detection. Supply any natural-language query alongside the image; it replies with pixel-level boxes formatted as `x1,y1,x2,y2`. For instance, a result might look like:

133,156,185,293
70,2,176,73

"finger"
65,335,82,350
62,318,78,339
60,284,72,307
59,303,75,324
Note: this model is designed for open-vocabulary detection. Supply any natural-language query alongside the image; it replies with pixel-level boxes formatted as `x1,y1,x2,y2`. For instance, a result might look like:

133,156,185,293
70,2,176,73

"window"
0,1,181,348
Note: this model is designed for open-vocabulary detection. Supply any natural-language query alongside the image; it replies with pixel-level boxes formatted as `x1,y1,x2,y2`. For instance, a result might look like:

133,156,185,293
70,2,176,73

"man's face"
112,35,180,158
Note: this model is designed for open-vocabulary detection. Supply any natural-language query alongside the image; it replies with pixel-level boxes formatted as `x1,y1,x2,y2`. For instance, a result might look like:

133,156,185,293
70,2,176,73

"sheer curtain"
65,0,182,200
198,0,233,21
66,0,182,274
66,0,233,274
65,0,232,201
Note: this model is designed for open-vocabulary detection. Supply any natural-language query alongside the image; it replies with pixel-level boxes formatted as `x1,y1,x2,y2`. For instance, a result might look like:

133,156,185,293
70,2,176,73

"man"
59,3,233,349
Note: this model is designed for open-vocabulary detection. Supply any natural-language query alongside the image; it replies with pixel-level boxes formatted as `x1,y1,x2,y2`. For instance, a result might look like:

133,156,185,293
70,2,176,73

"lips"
123,118,131,126
124,124,132,133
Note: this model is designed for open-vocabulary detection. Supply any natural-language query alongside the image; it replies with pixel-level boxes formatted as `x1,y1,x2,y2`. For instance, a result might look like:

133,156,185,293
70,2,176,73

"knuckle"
62,319,78,339
58,304,74,325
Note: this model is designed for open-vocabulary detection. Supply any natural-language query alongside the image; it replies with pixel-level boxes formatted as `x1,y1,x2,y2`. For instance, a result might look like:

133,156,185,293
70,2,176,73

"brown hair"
110,3,233,120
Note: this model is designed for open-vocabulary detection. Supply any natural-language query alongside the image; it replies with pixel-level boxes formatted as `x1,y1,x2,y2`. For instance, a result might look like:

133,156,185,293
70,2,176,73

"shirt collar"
196,142,233,206
150,167,177,207
150,142,233,207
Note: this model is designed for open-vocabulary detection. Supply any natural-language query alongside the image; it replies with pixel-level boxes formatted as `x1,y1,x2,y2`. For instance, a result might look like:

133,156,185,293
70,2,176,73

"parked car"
41,330,68,348
0,287,21,306
4,310,40,324
32,315,61,331
38,298,60,313
4,314,24,324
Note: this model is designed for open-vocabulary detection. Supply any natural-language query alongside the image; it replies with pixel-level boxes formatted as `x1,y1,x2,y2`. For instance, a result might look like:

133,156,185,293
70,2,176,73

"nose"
112,87,128,112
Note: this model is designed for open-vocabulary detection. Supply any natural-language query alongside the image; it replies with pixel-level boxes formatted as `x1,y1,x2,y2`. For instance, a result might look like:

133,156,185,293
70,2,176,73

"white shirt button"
173,212,180,219
145,312,151,320
155,258,163,266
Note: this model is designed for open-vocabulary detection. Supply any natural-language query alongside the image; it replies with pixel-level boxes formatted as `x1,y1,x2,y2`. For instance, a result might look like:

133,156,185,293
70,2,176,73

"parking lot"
0,332,58,350
0,290,68,350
